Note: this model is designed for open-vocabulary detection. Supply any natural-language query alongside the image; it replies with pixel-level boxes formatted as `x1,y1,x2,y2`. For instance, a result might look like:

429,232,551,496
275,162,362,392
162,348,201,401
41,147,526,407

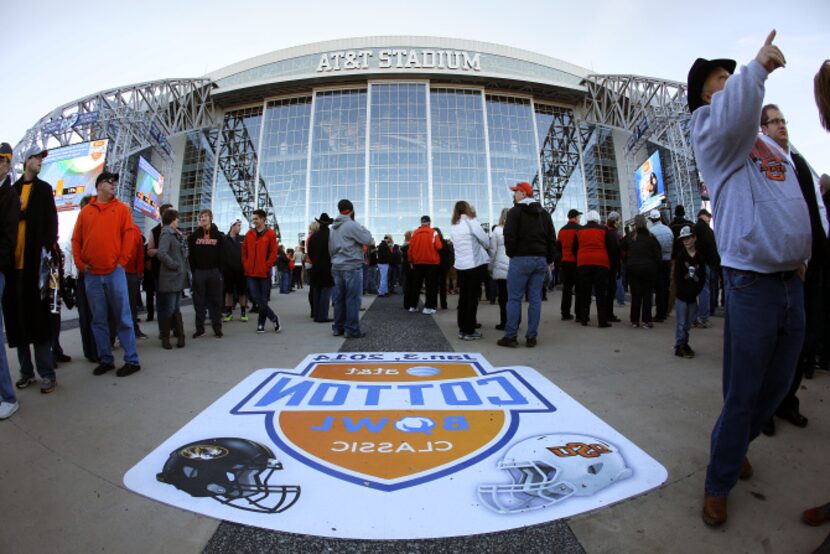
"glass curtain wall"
368,83,429,237
179,129,218,234
259,97,312,246
309,89,367,224
430,88,488,235
485,95,539,229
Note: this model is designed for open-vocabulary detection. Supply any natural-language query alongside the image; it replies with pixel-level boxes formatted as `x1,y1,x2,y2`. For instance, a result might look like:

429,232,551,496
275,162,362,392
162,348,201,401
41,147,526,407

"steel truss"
580,74,698,212
15,79,216,201
214,109,277,229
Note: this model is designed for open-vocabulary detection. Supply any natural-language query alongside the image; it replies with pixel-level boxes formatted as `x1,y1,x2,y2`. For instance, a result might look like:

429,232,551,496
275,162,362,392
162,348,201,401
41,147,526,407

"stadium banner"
40,140,108,211
635,151,665,214
133,156,164,220
124,353,667,539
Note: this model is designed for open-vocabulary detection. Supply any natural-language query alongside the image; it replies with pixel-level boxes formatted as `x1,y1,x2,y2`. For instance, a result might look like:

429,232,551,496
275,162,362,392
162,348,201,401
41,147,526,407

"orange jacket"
123,225,145,275
71,196,136,275
407,225,443,265
242,227,278,278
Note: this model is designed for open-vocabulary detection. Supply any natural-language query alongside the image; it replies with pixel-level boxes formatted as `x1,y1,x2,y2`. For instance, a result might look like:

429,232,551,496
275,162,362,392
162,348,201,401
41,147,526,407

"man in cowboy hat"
308,212,335,322
689,30,820,527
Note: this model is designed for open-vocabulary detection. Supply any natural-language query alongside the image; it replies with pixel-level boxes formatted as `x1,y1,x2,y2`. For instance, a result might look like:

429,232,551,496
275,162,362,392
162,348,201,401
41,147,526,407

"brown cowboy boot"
702,494,728,527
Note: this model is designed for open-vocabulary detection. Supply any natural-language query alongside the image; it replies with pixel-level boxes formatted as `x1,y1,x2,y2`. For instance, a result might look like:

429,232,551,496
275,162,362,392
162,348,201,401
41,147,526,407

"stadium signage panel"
124,352,667,539
316,49,482,73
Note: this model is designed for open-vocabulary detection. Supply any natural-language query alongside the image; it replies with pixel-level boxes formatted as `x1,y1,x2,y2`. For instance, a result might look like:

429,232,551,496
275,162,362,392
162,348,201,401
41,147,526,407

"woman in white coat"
450,201,490,340
489,207,510,330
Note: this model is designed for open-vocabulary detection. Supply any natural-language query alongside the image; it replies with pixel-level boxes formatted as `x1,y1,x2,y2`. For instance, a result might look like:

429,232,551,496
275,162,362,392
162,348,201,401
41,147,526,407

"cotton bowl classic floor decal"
123,353,668,539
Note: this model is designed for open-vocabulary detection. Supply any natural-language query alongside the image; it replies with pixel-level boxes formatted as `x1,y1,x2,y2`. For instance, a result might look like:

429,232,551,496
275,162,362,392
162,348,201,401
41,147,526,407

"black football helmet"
156,437,300,514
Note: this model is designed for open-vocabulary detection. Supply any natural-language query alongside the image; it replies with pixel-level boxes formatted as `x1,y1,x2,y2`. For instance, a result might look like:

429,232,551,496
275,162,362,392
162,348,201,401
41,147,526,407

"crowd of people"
0,29,828,549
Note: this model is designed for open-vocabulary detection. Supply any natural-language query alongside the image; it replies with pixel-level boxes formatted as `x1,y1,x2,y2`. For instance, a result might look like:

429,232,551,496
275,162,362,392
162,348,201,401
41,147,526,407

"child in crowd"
673,226,706,358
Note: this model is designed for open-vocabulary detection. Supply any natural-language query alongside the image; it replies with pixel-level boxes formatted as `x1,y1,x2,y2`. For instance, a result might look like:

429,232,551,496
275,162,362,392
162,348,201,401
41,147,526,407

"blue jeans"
75,273,98,361
505,256,547,339
0,272,16,403
705,268,805,496
697,264,718,321
378,264,389,295
312,286,333,322
279,271,291,294
247,277,277,327
85,266,139,366
332,267,363,336
674,299,698,348
156,291,181,323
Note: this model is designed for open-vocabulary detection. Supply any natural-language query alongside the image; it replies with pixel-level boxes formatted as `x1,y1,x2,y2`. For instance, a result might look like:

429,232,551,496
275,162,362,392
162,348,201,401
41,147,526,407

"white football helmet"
478,433,633,513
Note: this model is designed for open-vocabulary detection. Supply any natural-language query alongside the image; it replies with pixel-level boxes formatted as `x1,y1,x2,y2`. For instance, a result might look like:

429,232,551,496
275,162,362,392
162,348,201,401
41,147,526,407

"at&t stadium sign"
316,49,482,73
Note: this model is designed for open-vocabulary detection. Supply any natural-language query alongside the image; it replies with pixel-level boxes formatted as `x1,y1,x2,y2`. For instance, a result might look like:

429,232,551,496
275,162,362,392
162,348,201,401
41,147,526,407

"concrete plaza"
1,288,827,553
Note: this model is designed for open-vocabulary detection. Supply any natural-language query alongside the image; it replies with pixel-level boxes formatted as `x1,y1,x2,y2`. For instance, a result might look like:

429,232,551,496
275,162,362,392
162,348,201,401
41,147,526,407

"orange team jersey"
15,183,32,269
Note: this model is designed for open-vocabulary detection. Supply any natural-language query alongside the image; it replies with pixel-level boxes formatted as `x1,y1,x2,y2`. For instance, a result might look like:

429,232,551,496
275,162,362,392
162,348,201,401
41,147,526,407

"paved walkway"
1,288,828,553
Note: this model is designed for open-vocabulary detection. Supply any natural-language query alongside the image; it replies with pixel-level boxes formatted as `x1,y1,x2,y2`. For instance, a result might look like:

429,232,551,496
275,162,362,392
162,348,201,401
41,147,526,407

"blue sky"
5,0,829,174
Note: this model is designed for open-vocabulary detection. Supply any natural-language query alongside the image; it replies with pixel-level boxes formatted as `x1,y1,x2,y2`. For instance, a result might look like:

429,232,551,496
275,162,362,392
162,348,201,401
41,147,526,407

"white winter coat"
488,225,510,280
450,215,490,270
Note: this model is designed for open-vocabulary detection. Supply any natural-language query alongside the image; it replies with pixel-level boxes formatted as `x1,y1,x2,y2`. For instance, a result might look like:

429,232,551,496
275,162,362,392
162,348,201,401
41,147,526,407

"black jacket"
0,175,20,272
605,224,621,273
377,240,392,264
188,224,224,271
223,233,244,273
674,247,706,302
621,229,661,270
308,225,334,287
504,201,557,262
693,218,720,267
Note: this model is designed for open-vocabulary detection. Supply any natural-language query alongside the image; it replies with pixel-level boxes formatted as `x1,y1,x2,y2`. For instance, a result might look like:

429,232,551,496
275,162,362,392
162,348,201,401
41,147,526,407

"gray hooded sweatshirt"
328,213,374,271
690,60,813,273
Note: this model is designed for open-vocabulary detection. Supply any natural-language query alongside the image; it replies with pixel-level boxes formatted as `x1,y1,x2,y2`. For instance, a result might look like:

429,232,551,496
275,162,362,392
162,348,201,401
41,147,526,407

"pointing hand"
755,30,786,73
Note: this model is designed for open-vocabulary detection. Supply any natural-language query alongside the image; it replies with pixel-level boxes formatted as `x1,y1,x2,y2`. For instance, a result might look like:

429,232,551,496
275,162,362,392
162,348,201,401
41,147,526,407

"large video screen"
133,156,164,220
40,140,108,212
635,151,665,214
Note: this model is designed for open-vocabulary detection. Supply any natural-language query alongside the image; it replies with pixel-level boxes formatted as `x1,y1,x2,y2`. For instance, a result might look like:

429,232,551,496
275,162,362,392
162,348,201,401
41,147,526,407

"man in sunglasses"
72,171,142,377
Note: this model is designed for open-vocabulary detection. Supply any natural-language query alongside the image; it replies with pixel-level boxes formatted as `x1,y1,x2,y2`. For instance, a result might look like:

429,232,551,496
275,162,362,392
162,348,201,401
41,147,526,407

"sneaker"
643,322,654,329
408,307,417,313
0,401,19,420
192,328,206,339
561,314,574,321
694,319,712,329
40,377,57,394
495,323,505,330
240,312,249,322
15,376,36,389
497,336,519,347
93,363,116,376
273,315,281,333
461,331,482,341
345,331,366,339
55,353,71,363
332,329,344,336
422,308,436,315
684,345,696,358
526,337,537,347
631,323,640,328
256,324,266,334
116,363,141,377
223,312,233,322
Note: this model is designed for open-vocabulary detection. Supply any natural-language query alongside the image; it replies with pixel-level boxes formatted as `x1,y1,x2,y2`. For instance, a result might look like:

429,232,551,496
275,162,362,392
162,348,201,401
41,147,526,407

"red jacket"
242,227,278,278
123,225,144,275
407,225,443,265
557,220,581,263
71,196,136,275
574,224,610,268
